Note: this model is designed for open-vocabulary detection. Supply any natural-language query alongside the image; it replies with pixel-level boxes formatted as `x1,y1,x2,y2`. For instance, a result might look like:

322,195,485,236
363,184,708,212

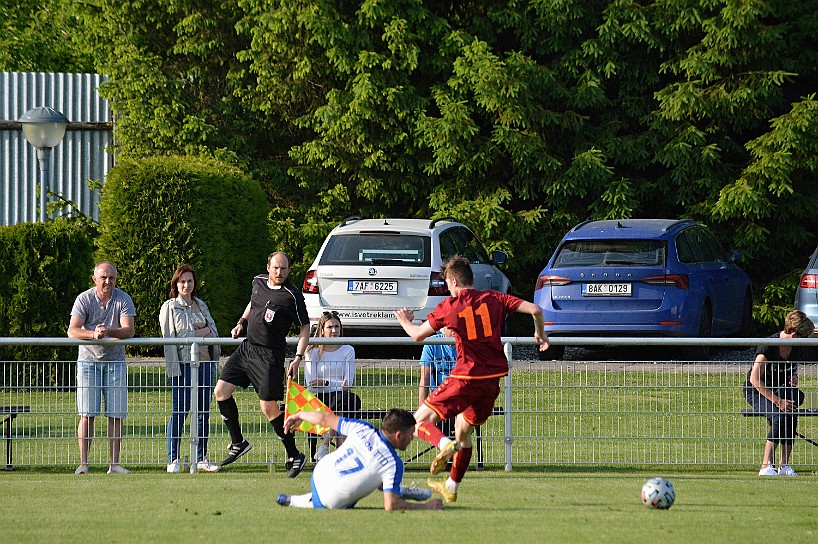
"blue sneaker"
277,494,291,507
401,485,432,501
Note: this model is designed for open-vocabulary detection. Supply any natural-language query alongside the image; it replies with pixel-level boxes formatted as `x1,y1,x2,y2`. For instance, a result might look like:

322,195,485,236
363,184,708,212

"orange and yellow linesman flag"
285,378,333,435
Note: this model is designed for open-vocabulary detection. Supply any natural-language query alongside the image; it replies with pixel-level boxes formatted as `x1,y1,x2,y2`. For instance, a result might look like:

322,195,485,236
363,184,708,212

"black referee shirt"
245,275,309,351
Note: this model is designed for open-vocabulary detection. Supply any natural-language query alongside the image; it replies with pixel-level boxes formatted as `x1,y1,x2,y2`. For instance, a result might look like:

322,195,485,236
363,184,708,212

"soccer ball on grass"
641,477,675,509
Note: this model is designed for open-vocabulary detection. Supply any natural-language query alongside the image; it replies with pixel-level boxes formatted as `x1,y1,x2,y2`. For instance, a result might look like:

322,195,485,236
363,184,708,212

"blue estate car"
533,219,753,360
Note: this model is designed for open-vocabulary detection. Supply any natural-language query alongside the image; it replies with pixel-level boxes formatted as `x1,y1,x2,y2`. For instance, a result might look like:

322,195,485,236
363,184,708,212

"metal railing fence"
1,336,817,472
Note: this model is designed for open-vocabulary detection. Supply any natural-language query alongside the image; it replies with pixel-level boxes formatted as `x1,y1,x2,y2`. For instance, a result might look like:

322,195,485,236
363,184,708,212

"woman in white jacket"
159,264,221,472
305,311,361,460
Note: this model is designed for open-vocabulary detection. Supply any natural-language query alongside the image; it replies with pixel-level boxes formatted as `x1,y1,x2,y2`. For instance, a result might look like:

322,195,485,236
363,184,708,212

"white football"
641,477,676,509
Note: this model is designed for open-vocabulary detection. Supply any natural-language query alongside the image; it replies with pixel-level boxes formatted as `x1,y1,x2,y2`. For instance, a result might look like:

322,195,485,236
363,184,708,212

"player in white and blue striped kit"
278,409,444,511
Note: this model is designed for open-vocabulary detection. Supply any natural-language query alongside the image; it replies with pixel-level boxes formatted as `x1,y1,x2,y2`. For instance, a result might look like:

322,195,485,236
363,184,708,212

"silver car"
793,246,818,329
302,217,512,335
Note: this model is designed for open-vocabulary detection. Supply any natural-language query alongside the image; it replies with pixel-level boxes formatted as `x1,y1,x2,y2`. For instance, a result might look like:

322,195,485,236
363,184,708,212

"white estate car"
302,217,512,336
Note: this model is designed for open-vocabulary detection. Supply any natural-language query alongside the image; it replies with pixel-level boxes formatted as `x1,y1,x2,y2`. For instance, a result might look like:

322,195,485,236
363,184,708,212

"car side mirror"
492,250,508,266
726,250,740,264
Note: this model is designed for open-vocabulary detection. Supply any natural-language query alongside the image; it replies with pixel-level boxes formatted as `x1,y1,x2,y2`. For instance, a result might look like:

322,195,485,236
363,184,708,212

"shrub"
0,219,95,388
95,156,270,344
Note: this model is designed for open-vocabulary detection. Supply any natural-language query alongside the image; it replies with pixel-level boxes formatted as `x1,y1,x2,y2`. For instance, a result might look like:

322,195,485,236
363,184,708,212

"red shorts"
424,377,501,426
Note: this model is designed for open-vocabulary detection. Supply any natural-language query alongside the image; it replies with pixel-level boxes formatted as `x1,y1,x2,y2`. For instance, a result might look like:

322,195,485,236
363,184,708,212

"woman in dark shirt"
744,310,814,477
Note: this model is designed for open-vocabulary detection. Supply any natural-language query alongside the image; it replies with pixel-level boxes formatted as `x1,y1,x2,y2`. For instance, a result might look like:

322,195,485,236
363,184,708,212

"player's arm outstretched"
284,410,341,434
384,491,444,511
395,308,437,341
515,300,550,352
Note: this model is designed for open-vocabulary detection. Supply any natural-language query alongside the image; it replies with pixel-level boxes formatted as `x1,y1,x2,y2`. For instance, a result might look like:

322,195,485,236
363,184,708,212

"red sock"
416,421,446,446
450,446,472,483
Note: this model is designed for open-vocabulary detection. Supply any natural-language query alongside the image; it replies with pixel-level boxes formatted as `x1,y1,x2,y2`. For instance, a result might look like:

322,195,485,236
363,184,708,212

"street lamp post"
18,107,69,223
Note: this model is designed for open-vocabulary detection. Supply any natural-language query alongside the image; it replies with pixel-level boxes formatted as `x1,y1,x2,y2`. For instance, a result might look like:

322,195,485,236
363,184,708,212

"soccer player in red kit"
395,255,549,502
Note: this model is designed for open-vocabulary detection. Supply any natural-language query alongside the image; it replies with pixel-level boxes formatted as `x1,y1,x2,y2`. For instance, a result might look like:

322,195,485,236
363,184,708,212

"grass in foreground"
2,467,816,543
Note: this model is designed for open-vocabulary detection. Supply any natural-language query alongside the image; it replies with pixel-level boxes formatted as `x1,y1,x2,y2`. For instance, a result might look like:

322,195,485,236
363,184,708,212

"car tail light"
535,275,572,290
800,274,818,289
642,274,689,290
303,270,319,294
428,272,450,296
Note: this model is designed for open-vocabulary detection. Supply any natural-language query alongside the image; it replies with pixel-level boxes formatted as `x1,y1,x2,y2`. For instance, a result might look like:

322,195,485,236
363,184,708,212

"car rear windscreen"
553,239,666,267
319,234,432,266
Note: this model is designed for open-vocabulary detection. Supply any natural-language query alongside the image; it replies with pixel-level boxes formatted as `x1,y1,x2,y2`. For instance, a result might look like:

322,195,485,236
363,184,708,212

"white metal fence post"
504,341,514,471
189,342,199,474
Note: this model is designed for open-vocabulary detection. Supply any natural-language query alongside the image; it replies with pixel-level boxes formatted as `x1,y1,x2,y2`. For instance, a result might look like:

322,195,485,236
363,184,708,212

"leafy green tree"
0,0,93,72
66,0,818,332
70,0,262,162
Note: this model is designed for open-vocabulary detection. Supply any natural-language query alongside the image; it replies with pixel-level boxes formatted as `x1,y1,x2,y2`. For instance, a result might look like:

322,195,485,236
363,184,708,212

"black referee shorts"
220,340,285,401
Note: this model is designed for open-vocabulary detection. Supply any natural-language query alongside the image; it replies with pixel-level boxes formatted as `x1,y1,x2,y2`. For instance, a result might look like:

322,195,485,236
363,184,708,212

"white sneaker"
314,444,330,461
74,464,89,475
107,465,131,475
196,458,220,472
167,459,180,473
778,465,797,477
758,465,778,476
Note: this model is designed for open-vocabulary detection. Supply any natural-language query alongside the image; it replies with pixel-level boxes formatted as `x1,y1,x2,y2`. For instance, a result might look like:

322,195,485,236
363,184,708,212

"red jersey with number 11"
426,289,523,380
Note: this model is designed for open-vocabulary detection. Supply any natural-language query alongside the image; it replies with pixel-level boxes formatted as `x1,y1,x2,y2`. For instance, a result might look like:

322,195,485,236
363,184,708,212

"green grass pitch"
2,467,816,543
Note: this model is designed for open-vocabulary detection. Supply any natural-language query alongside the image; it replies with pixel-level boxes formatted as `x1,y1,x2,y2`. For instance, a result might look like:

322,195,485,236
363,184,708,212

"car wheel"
684,305,712,361
537,344,565,361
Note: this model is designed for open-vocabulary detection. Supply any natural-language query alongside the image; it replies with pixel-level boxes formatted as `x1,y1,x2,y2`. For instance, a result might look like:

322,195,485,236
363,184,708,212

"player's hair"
268,251,292,267
381,408,416,434
441,255,474,286
783,310,814,337
168,264,199,299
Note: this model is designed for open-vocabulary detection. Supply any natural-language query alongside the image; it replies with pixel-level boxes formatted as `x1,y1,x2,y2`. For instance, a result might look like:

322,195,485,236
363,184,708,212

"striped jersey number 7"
457,303,492,340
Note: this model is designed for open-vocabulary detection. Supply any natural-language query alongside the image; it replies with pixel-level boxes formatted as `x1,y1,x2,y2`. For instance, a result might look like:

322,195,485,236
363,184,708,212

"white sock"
289,493,314,508
438,437,453,450
445,477,459,493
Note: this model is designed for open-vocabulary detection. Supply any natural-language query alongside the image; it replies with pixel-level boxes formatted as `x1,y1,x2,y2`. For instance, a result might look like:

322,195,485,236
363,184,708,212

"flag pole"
285,376,293,419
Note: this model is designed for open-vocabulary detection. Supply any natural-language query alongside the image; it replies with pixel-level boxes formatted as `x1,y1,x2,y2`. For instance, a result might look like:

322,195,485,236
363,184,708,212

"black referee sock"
270,413,299,459
217,397,244,445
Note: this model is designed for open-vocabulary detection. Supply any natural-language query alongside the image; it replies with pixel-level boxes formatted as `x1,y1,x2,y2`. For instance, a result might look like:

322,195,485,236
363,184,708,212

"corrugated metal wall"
0,72,111,226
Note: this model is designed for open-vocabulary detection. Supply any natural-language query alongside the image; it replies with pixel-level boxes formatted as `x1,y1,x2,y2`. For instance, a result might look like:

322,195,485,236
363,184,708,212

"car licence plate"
347,280,398,294
582,283,632,296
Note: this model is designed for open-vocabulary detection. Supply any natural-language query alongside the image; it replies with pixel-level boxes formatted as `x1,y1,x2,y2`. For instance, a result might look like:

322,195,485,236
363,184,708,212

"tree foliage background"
5,0,818,331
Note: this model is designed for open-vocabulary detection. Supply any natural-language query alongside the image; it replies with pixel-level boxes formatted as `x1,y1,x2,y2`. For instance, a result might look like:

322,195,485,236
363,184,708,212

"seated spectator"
305,311,361,460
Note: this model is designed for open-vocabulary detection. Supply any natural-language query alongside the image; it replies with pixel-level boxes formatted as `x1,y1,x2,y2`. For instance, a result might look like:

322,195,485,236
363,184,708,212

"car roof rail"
571,218,698,233
665,218,697,232
340,215,362,227
429,217,457,229
570,220,594,232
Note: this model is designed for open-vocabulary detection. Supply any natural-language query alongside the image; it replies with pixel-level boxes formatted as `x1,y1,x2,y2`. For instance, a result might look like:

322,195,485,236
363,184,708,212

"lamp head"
19,107,69,148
